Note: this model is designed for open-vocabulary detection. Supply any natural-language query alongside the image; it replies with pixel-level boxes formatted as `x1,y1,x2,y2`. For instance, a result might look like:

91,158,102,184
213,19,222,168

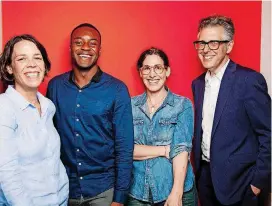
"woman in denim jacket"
126,47,197,206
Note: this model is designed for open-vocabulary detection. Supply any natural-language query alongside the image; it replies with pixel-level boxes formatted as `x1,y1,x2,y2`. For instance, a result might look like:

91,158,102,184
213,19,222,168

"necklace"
147,93,167,114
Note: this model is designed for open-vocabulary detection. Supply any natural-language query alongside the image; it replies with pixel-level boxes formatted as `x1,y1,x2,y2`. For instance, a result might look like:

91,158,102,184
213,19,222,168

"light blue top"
0,86,69,206
129,90,195,203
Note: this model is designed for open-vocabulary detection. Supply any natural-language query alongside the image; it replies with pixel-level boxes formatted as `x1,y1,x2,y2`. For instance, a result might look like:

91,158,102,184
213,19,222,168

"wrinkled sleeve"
112,83,134,204
244,72,271,190
0,104,34,206
170,99,194,159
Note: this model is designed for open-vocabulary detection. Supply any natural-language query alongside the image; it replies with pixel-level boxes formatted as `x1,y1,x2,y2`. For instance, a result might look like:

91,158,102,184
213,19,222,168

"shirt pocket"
155,116,178,144
133,118,144,143
81,100,112,130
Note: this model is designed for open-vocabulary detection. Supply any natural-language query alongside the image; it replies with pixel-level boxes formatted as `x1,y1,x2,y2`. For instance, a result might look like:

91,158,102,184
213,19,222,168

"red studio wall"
1,1,261,100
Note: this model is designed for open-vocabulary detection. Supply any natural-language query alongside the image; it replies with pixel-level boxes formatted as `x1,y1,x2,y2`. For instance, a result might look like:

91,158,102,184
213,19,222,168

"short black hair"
137,47,169,70
70,23,101,44
0,34,51,84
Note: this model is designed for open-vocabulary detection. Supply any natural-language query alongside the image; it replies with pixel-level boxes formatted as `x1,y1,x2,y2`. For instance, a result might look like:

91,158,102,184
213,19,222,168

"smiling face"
71,26,101,71
197,26,233,73
7,40,45,92
140,54,170,93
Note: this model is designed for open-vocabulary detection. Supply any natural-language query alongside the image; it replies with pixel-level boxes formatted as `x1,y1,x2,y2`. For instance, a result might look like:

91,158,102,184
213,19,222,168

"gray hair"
198,15,235,41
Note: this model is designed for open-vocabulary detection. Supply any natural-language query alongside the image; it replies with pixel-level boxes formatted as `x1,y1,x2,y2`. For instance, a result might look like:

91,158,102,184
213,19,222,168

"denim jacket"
129,90,195,203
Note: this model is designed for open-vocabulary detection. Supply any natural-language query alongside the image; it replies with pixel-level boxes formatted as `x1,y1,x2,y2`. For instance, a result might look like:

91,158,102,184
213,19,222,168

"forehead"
72,26,100,41
198,26,226,41
12,40,40,56
143,54,164,65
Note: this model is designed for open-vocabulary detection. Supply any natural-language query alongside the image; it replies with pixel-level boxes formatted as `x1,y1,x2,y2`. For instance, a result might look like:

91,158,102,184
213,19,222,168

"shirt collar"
5,85,49,114
134,87,175,107
205,59,230,83
69,66,103,86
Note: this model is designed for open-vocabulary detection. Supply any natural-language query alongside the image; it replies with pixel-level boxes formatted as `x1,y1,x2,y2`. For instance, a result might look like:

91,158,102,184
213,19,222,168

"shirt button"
76,149,80,152
76,118,79,122
80,177,83,180
79,90,82,93
78,163,82,166
77,104,80,107
76,133,79,137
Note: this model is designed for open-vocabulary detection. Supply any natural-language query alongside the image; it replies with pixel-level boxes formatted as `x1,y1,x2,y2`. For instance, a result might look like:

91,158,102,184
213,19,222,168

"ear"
99,46,102,56
226,40,234,54
7,66,13,75
166,66,171,78
139,70,143,78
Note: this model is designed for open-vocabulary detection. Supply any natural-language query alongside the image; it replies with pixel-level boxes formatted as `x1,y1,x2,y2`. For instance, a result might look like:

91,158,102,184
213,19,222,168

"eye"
17,57,27,61
142,66,150,71
74,41,83,46
90,41,97,47
34,56,43,60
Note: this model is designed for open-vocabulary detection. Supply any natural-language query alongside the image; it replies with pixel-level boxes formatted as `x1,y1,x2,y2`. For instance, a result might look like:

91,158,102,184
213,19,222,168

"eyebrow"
73,37,99,41
14,53,42,58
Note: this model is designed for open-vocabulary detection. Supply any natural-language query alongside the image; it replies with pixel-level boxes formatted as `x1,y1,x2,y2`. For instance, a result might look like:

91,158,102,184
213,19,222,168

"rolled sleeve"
0,105,34,206
112,83,134,203
170,99,194,160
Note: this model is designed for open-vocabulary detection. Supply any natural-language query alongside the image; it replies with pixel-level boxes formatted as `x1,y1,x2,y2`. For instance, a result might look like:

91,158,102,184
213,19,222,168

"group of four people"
0,14,270,206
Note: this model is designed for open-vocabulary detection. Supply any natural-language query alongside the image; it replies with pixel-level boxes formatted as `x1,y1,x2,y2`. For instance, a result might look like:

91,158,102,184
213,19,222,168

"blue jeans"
126,183,198,206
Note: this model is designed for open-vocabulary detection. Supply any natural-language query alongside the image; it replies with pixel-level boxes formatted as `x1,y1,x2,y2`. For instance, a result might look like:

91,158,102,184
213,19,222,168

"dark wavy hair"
137,47,169,70
0,34,51,84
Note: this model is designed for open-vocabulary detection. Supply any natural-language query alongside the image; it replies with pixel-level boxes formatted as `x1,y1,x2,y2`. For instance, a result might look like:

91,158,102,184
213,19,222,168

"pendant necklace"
147,93,166,114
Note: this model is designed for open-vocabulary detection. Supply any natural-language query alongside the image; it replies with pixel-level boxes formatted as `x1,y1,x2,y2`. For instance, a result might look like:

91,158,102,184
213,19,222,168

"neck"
209,56,229,76
73,65,98,87
14,85,38,104
146,87,167,102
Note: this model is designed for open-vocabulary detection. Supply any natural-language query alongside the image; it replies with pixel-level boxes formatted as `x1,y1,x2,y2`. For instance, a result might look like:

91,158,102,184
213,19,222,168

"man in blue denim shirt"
47,23,134,206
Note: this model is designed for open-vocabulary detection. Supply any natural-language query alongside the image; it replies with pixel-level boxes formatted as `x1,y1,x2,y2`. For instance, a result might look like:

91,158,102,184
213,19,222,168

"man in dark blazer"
192,15,271,206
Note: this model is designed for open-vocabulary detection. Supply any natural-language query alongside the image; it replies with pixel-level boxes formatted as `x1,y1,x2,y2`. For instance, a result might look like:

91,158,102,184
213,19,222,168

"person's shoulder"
102,72,126,85
235,64,265,82
48,71,70,86
171,92,193,108
131,93,144,104
192,72,206,85
0,93,15,113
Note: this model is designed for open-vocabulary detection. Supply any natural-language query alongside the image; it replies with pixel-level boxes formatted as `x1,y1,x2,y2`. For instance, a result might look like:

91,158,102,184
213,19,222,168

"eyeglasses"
140,65,166,75
193,40,230,50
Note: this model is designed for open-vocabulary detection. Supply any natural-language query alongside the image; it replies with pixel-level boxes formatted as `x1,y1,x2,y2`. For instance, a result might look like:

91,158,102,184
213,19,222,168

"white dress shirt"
201,59,229,161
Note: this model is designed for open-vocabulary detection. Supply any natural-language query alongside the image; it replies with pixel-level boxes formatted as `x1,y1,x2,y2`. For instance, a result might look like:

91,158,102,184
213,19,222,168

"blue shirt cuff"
113,189,127,204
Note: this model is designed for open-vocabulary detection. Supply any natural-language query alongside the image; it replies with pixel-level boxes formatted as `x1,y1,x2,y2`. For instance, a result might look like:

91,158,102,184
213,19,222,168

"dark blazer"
192,60,271,205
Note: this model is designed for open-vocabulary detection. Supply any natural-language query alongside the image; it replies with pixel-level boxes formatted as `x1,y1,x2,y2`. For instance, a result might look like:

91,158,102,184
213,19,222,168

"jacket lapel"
197,78,205,136
211,60,236,140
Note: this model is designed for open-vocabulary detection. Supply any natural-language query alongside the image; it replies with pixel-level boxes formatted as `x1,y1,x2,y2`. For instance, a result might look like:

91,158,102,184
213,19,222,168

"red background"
1,1,262,100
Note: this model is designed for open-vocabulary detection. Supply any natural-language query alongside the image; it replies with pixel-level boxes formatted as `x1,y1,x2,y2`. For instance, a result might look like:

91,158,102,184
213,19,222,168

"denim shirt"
0,86,69,206
129,90,195,203
47,70,134,204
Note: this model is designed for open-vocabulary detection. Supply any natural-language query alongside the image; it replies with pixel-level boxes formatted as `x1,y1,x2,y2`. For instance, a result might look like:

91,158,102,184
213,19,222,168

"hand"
164,192,182,206
164,145,170,159
250,184,261,196
111,202,123,206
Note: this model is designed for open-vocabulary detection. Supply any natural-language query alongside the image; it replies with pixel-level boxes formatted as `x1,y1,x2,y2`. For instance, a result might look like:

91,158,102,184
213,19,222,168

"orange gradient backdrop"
1,1,261,99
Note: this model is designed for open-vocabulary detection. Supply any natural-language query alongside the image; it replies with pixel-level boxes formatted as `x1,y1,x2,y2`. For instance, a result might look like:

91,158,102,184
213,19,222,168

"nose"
149,68,156,77
203,43,210,53
81,42,91,51
27,59,37,67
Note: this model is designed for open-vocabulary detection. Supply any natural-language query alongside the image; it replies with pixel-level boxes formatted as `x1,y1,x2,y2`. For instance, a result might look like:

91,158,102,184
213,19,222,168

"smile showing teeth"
79,54,91,58
25,72,39,77
204,56,213,60
148,80,159,84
